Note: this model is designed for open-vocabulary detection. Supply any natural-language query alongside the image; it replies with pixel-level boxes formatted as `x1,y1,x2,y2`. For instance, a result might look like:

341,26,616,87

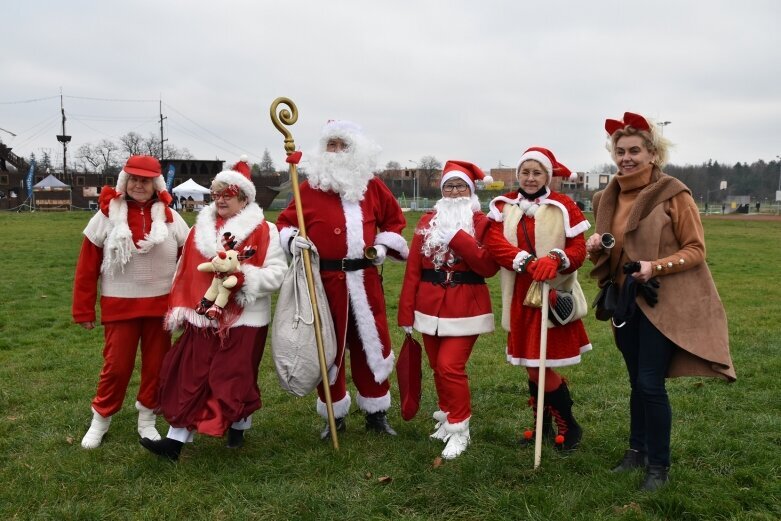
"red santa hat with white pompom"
440,160,493,192
516,147,578,185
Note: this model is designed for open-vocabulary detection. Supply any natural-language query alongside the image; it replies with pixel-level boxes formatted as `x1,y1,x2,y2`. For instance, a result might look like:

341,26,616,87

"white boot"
430,410,449,441
441,418,470,460
135,401,161,441
81,408,112,449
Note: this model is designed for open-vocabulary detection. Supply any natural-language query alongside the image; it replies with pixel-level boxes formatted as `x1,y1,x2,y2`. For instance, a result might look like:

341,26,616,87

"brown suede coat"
592,169,736,381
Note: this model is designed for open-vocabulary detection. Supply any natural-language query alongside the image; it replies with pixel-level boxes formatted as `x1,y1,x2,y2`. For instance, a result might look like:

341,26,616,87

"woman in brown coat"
587,112,736,491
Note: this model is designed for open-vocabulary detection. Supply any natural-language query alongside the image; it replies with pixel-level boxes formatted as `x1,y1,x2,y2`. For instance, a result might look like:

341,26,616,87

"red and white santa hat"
116,155,168,197
440,160,493,192
516,147,577,184
213,154,256,202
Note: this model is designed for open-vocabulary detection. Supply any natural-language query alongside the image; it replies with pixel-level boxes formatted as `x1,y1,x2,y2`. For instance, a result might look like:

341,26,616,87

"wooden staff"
533,281,550,469
270,97,339,450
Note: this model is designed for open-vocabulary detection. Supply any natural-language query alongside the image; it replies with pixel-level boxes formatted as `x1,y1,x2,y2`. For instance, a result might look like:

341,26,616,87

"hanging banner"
25,160,35,198
165,164,176,192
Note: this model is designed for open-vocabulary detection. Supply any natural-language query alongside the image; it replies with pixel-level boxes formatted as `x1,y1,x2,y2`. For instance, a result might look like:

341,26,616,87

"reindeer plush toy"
195,232,256,320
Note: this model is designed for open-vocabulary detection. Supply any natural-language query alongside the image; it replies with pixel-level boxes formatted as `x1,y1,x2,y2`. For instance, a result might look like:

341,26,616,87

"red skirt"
157,324,268,437
506,274,591,367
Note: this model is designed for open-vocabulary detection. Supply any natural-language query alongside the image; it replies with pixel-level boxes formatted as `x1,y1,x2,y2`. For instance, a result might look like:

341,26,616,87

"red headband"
605,112,651,136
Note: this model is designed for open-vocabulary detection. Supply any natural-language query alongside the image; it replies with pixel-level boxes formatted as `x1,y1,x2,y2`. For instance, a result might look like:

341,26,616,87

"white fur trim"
316,393,352,419
102,197,134,274
214,169,256,202
506,343,592,367
374,231,409,260
482,175,494,184
487,193,522,222
342,198,395,383
441,171,475,193
356,392,391,414
444,417,470,433
234,224,287,306
538,199,591,238
517,151,553,181
413,310,494,336
135,201,169,253
116,171,129,193
167,426,195,443
512,250,533,271
231,416,252,430
194,203,265,258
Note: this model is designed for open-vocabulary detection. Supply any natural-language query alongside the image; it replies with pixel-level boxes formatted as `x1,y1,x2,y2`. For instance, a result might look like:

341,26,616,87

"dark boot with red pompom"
546,381,583,451
519,380,555,447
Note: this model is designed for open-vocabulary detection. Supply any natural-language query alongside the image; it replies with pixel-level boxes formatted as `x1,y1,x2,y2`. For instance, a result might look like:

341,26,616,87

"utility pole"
159,99,168,161
56,89,71,181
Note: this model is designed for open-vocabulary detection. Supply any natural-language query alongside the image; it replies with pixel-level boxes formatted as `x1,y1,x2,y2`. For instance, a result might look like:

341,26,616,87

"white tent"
172,178,210,201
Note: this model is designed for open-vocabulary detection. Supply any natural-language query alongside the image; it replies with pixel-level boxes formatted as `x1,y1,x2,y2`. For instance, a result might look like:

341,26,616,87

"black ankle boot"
641,465,670,491
546,381,583,451
140,437,183,461
320,416,346,440
612,449,648,472
365,411,397,436
226,428,244,449
520,380,555,447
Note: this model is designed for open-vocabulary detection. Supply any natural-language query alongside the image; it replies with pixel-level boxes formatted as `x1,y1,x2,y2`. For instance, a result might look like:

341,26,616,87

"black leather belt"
320,258,373,271
420,269,485,285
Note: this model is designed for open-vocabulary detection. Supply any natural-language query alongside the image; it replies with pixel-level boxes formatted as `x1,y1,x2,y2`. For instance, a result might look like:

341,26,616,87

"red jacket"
398,211,499,336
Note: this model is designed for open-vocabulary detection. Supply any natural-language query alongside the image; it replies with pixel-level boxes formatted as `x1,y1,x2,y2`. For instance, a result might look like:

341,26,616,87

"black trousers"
614,308,676,467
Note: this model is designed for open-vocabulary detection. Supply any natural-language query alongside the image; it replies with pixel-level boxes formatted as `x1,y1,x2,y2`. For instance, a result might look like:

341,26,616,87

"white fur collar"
194,202,265,257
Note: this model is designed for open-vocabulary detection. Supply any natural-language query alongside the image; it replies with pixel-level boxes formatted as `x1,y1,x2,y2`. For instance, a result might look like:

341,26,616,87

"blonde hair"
211,180,249,202
606,118,673,169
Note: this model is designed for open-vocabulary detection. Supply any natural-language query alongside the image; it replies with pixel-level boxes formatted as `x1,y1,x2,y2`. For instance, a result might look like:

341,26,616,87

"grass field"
0,210,779,520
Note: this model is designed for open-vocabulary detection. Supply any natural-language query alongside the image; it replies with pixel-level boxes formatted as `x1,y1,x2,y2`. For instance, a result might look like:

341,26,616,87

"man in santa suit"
276,120,408,439
398,160,499,459
73,155,189,449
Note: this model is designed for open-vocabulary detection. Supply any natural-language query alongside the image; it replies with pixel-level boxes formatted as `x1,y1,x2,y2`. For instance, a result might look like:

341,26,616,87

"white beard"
420,195,478,267
306,150,377,202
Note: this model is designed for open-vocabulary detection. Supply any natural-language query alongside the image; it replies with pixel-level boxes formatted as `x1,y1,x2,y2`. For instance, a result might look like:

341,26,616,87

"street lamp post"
407,160,418,210
658,121,671,135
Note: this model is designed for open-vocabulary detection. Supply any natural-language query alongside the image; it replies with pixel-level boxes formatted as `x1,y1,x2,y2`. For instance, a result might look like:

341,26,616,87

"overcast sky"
2,1,779,174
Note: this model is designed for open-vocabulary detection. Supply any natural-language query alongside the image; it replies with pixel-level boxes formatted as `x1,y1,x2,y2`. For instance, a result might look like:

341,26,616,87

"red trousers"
91,317,171,417
318,313,390,408
422,334,478,424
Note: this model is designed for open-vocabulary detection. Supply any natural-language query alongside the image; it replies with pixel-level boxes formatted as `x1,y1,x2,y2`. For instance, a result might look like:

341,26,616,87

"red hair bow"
605,112,651,136
98,185,122,214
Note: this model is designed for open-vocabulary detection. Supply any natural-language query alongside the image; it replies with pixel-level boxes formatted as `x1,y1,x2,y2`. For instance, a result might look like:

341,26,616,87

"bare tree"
76,144,101,172
119,132,144,156
95,139,120,171
418,155,442,196
385,160,401,170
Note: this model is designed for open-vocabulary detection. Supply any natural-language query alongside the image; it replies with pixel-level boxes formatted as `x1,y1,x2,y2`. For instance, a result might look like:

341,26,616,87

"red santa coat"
398,211,499,336
276,178,408,384
485,190,592,367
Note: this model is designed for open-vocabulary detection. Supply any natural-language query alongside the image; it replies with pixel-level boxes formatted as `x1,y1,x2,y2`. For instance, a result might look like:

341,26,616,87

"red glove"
530,255,560,281
286,151,303,164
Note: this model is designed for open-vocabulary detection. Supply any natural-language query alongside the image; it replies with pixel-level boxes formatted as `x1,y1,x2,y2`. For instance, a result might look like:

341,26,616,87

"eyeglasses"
442,184,469,193
210,192,235,201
